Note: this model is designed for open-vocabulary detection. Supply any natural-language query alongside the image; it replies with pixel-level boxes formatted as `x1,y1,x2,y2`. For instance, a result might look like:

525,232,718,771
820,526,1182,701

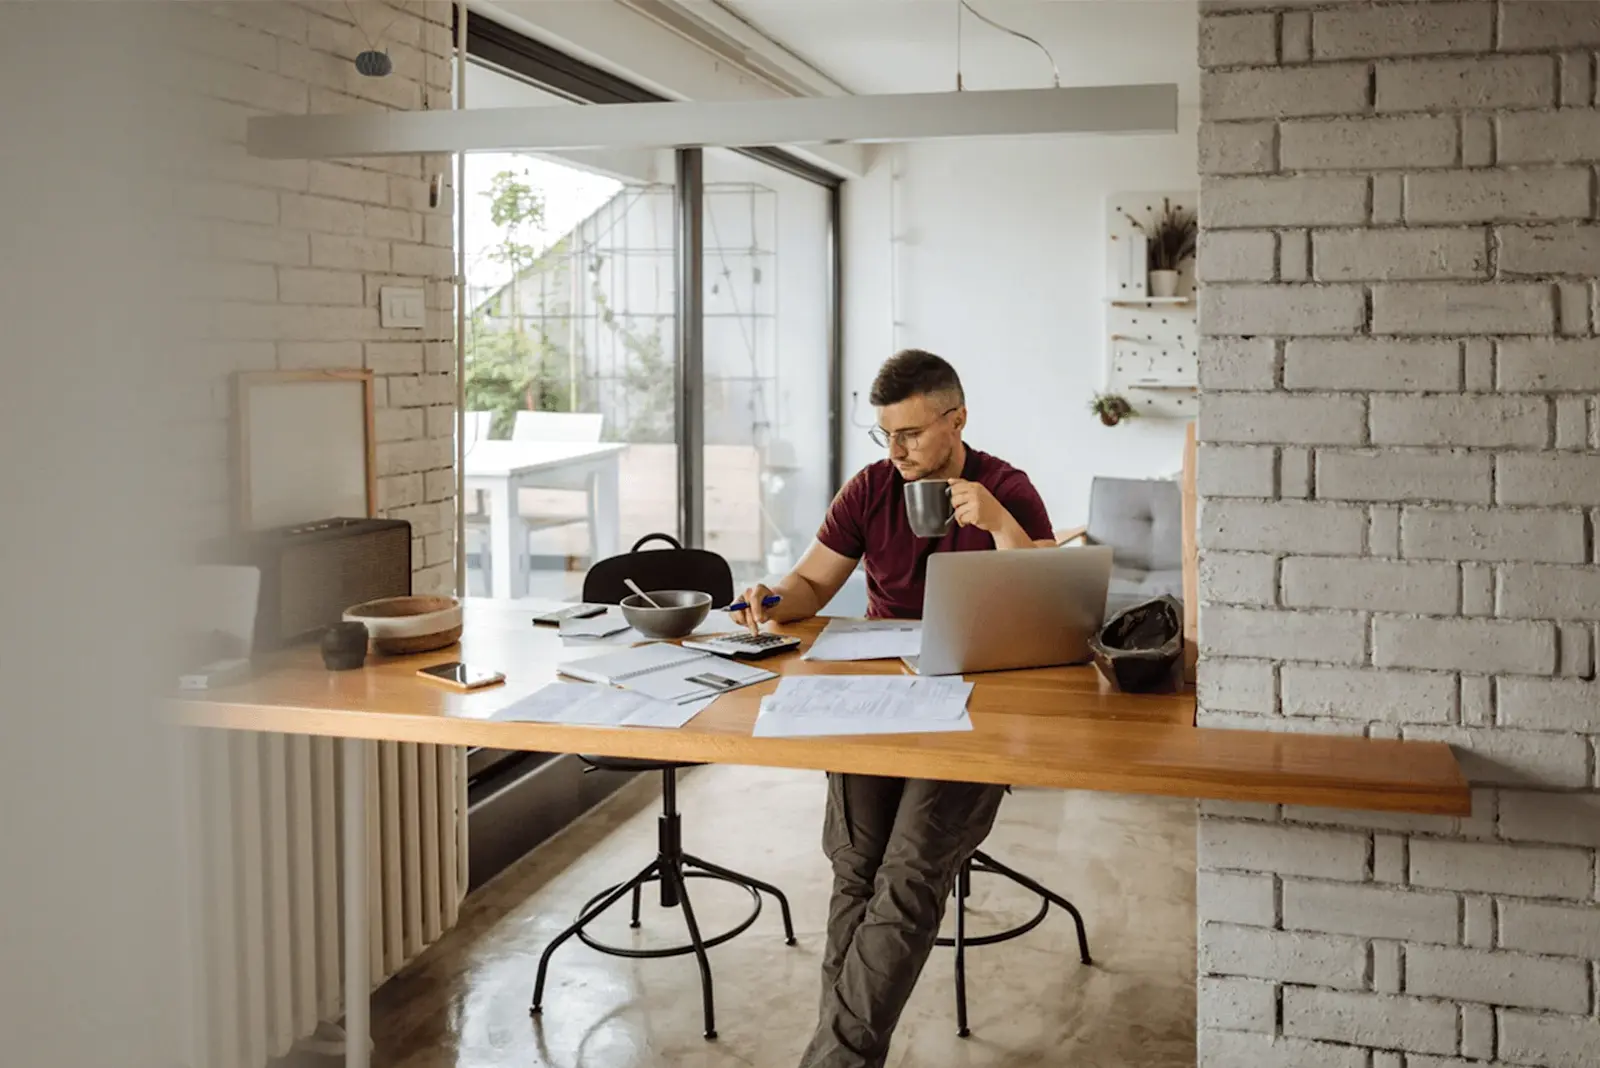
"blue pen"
724,593,781,612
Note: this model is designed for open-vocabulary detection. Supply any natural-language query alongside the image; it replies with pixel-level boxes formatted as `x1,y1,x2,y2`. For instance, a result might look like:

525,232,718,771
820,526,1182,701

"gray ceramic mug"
905,478,955,538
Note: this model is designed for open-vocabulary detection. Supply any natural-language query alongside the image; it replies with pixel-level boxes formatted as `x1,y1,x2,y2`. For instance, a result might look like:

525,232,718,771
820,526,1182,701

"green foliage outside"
465,167,675,442
465,170,572,437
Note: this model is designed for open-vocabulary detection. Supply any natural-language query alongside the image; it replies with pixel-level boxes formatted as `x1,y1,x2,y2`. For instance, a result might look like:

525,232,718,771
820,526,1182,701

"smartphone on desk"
417,661,505,691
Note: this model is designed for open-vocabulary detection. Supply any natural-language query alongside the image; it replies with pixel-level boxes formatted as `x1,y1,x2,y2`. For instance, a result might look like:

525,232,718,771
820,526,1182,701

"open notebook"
557,642,776,705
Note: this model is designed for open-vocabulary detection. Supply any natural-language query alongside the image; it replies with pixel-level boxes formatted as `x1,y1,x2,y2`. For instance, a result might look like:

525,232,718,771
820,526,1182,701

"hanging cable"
954,0,1061,90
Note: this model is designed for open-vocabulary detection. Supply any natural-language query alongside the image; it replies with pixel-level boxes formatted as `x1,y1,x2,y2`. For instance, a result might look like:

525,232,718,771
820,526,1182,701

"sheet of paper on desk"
752,697,974,738
802,618,923,661
492,682,714,729
771,675,972,720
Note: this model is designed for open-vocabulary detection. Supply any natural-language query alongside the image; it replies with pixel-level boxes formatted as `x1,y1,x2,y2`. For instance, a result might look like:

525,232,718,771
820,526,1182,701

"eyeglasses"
869,407,959,450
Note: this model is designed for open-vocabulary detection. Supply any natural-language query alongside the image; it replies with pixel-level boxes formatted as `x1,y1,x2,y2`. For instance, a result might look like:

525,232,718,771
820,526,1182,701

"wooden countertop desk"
172,604,1470,817
169,601,1468,1068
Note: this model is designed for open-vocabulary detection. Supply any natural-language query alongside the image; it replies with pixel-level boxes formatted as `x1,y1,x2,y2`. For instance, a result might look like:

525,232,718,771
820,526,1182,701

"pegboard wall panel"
1105,190,1197,419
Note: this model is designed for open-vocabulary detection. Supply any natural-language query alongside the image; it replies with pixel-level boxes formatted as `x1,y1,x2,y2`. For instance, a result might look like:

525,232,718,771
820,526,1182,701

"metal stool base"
939,849,1092,1038
529,769,797,1041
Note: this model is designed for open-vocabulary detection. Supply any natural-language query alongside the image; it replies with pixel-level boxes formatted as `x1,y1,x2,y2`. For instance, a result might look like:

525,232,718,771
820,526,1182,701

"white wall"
842,111,1200,529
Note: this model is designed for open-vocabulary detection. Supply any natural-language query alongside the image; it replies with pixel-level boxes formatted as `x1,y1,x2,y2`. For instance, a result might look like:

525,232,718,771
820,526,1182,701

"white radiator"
185,731,467,1068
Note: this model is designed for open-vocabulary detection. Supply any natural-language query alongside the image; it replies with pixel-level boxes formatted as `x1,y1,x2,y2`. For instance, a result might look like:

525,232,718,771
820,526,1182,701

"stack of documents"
753,675,974,738
558,641,776,704
492,681,713,730
802,618,923,662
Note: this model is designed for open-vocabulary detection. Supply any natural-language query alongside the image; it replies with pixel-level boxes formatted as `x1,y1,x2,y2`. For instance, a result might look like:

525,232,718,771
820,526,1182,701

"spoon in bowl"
624,579,662,608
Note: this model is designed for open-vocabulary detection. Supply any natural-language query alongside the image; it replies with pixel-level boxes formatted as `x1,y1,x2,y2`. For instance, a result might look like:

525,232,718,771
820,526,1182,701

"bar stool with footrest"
528,533,797,1040
940,830,1093,1036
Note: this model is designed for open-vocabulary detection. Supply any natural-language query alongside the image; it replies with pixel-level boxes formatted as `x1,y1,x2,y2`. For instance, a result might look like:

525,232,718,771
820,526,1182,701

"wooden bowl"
343,595,463,656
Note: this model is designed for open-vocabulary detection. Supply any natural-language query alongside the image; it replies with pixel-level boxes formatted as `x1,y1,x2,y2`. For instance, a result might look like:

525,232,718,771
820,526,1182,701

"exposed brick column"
1196,2,1600,1065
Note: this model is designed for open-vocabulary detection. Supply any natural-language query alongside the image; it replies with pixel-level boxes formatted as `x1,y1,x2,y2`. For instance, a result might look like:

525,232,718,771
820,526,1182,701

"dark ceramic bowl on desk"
620,590,712,639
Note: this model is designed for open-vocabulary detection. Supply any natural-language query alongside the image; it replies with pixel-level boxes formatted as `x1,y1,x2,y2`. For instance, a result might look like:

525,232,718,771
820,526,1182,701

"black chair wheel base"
705,1030,718,1041
958,1027,971,1039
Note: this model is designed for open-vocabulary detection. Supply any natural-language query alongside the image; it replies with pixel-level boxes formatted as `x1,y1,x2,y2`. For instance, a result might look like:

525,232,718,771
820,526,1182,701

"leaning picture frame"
233,369,377,531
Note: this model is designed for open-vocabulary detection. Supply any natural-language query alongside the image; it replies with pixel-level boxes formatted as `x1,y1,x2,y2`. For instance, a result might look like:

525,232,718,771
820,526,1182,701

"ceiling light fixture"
247,2,1177,161
247,83,1177,159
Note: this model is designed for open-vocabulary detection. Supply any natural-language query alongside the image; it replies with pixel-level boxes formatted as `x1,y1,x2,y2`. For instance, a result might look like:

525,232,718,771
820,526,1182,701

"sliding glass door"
460,60,677,600
461,19,841,601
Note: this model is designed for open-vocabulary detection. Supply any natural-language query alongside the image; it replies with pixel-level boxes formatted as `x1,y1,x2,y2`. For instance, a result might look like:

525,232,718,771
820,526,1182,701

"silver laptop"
903,546,1114,676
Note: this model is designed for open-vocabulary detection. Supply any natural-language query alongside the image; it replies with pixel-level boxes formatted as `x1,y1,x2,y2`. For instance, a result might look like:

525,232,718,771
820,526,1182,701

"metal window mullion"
826,182,843,496
675,148,705,548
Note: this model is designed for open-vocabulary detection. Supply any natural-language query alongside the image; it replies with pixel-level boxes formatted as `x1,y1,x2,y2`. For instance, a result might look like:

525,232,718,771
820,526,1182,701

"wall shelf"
1105,190,1198,418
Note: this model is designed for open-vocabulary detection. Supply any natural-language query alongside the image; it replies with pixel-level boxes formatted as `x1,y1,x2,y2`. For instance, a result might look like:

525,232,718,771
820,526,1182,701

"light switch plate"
379,286,426,329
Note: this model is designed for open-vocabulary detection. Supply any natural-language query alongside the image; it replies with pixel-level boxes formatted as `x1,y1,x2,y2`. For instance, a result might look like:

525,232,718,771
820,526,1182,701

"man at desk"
729,349,1054,1067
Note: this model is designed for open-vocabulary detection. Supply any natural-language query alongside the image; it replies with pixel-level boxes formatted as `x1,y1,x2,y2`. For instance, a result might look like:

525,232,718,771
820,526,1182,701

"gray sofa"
1065,476,1186,618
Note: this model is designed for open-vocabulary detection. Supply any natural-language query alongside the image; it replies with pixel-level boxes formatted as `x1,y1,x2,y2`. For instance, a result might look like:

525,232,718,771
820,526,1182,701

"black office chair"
528,533,796,1041
941,834,1093,1036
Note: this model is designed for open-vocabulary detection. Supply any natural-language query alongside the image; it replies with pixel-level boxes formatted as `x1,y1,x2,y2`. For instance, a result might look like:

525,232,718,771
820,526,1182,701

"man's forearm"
990,510,1042,550
766,573,826,621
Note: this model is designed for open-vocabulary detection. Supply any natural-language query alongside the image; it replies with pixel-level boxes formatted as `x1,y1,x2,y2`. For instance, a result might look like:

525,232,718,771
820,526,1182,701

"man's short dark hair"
869,349,965,407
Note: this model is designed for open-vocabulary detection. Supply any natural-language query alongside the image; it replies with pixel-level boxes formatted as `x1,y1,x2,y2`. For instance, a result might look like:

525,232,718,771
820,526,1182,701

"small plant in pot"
1128,198,1197,298
1090,392,1138,427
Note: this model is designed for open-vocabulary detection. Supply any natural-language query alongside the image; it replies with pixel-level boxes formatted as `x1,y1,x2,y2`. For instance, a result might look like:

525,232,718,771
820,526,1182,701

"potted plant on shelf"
1090,392,1138,427
1129,198,1197,298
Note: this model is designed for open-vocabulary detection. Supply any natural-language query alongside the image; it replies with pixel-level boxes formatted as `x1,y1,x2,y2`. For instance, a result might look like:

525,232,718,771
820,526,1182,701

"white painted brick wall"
1314,227,1488,282
1198,657,1277,715
1283,339,1461,392
1199,337,1278,390
1405,945,1591,1013
1203,176,1370,229
1200,819,1369,880
1281,879,1459,942
1201,924,1369,989
1312,2,1494,60
1201,499,1368,555
1204,606,1368,664
1280,665,1456,724
1202,393,1366,445
1281,556,1459,614
1404,169,1591,225
1198,976,1277,1033
1283,988,1459,1055
1282,116,1459,171
1370,282,1556,336
1317,448,1493,504
1203,65,1372,121
1376,54,1557,112
1198,121,1278,175
178,0,455,588
1400,506,1589,563
1198,869,1279,926
1370,395,1550,448
1197,4,1600,1064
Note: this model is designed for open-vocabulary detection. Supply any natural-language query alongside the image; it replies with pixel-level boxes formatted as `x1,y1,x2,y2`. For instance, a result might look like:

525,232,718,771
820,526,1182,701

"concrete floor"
361,766,1198,1068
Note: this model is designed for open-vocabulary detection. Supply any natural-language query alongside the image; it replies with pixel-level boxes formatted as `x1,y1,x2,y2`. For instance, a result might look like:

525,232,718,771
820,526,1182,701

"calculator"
682,632,802,659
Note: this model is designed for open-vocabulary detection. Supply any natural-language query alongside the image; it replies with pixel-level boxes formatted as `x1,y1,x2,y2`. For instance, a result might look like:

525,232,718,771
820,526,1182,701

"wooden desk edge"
167,699,1473,818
